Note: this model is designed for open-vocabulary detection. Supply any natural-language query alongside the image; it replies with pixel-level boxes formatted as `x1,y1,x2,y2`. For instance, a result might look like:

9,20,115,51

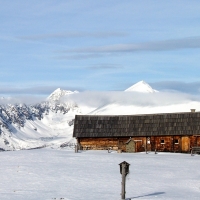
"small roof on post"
119,161,130,165
119,161,130,175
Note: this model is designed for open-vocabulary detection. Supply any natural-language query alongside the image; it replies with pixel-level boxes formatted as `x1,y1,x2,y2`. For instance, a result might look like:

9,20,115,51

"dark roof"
73,112,200,138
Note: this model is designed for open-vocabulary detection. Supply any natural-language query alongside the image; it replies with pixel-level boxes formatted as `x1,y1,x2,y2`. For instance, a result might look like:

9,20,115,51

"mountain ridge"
47,88,79,101
125,80,158,93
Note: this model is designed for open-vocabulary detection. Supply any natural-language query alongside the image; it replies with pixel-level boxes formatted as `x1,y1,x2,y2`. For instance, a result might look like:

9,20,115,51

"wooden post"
75,144,78,153
121,162,126,200
75,138,80,153
119,161,130,200
146,137,147,154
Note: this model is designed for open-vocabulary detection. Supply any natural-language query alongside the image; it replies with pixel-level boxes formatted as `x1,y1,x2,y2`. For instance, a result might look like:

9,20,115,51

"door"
181,136,190,152
135,140,143,152
146,137,151,151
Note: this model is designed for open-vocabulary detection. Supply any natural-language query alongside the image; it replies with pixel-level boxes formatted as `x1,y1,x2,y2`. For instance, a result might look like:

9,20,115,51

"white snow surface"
125,80,158,93
0,149,200,200
0,109,77,150
89,101,200,115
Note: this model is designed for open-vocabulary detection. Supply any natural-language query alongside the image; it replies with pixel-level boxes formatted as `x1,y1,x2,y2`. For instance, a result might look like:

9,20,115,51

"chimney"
190,109,196,113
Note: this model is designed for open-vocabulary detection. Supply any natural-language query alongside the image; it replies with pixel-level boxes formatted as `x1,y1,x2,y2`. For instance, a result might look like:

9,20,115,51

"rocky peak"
125,80,158,93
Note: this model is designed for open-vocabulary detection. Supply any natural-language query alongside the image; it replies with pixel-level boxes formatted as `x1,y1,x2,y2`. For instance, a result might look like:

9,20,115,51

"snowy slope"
89,101,200,115
125,80,158,93
0,89,81,151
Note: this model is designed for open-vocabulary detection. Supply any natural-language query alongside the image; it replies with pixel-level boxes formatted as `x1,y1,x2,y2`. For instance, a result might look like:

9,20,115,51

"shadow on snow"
126,192,165,199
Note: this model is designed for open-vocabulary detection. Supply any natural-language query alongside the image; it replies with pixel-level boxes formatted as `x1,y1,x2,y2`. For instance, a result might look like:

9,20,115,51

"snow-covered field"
1,149,200,200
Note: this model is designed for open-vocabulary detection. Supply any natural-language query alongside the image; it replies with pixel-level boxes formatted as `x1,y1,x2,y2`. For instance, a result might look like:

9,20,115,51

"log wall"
79,135,200,153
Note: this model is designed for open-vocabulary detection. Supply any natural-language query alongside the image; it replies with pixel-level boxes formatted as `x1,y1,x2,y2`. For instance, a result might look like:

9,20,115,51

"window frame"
174,139,179,144
160,139,165,144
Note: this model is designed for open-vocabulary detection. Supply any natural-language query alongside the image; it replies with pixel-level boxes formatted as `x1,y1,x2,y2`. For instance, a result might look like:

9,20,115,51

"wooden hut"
73,112,200,153
125,138,136,153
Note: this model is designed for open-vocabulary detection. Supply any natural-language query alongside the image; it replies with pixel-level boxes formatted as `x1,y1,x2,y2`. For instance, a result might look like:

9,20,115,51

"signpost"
119,161,130,200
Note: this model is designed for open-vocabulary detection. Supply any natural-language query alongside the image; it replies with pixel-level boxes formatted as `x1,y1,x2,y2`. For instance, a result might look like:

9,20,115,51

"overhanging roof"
73,112,200,138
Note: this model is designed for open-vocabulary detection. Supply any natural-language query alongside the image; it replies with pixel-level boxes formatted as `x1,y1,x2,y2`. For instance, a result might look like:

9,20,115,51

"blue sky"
1,0,200,95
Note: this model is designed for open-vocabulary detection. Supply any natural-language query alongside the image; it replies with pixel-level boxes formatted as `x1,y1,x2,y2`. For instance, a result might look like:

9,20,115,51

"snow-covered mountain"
89,81,200,115
47,88,79,101
1,81,200,151
125,80,158,93
0,89,81,151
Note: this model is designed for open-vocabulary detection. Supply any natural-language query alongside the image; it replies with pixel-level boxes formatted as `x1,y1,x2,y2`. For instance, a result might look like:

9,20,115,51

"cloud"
86,64,123,70
150,81,200,94
58,36,200,59
1,88,200,109
56,53,106,60
63,91,200,109
0,85,80,96
0,95,46,105
0,86,54,96
18,32,128,40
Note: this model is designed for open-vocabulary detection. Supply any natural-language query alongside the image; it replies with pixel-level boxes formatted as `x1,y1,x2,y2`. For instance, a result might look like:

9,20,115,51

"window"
174,139,179,144
160,139,165,144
